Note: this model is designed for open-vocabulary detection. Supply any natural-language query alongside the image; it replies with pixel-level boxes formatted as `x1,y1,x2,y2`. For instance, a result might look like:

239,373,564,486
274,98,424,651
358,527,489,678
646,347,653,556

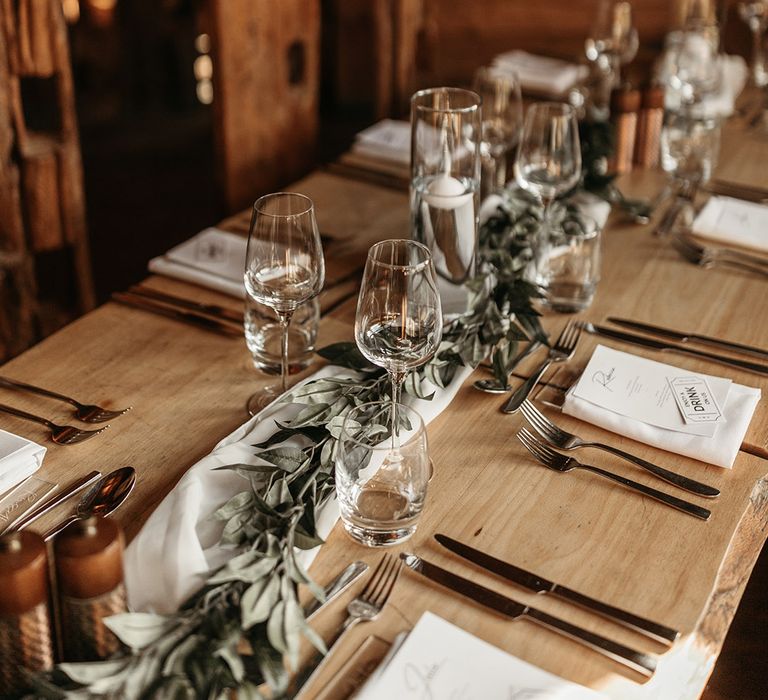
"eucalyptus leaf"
266,600,287,654
241,574,281,629
57,659,132,686
103,612,176,651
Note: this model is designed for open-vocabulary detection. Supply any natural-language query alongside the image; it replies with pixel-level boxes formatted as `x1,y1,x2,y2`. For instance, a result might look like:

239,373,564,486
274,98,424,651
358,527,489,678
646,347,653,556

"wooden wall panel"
423,0,675,85
210,0,321,213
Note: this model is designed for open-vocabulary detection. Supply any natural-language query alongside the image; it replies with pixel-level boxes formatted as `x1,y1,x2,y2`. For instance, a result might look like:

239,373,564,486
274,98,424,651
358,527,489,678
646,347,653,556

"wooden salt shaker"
54,516,127,661
0,531,55,695
609,86,641,175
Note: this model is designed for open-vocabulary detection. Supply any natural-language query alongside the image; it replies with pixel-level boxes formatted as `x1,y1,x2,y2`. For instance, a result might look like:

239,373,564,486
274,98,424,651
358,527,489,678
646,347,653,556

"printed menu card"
357,611,604,699
570,346,730,437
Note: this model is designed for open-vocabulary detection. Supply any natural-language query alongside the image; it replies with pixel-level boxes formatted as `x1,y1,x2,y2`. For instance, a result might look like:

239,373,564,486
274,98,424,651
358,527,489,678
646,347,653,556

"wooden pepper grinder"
0,531,55,695
54,516,127,662
634,85,665,168
609,86,641,175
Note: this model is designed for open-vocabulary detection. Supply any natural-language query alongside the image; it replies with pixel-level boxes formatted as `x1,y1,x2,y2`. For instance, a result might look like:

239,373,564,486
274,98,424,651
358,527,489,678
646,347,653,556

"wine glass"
515,103,582,289
739,2,768,86
473,67,523,198
354,240,442,438
585,0,639,100
244,192,325,415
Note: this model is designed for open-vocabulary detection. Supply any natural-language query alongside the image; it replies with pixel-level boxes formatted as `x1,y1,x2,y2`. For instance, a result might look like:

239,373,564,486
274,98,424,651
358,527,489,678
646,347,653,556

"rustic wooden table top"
2,114,767,699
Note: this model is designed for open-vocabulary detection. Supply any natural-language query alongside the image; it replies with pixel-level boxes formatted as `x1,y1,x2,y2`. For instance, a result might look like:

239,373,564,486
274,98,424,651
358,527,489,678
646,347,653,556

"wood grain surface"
0,116,766,698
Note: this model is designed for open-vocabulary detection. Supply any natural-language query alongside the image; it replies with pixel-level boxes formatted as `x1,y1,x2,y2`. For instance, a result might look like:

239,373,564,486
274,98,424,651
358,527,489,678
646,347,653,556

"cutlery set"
0,376,130,445
482,315,768,520
114,276,362,338
302,539,680,689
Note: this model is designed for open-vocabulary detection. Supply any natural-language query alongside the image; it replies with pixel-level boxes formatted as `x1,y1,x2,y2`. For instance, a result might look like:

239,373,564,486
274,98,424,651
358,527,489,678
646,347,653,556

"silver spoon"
473,340,544,393
42,467,136,541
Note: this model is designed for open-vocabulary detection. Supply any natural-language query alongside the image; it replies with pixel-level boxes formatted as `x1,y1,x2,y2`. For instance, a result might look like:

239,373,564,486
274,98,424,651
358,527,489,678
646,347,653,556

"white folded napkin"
0,430,46,496
148,228,246,298
492,51,588,96
693,196,768,253
352,119,411,165
659,33,747,118
563,350,760,469
358,611,604,700
124,363,473,613
479,190,612,230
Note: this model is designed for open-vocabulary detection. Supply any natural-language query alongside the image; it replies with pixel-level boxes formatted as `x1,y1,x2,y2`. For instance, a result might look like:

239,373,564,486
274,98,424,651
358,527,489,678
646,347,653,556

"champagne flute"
515,103,582,289
244,193,325,414
354,240,442,440
473,67,523,197
739,2,768,86
585,0,639,97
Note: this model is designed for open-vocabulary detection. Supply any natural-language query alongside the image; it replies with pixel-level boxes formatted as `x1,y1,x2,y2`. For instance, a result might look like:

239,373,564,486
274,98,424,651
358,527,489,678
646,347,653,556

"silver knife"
435,534,679,646
400,553,657,678
129,286,244,325
303,560,368,621
582,322,768,376
607,318,768,361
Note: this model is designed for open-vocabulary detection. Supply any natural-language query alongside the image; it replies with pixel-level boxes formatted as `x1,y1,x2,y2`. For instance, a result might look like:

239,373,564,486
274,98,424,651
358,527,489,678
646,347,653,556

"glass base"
246,384,284,417
341,520,417,548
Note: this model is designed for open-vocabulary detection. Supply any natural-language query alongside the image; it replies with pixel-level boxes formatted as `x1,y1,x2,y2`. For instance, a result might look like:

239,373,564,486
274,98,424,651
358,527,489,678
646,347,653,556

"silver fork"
0,375,130,423
502,321,582,413
293,555,402,697
517,428,711,520
519,401,720,497
0,404,109,445
670,234,768,278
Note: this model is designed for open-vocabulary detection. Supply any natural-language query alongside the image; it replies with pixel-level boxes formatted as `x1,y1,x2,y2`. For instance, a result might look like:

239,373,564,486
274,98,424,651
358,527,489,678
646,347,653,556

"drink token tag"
667,376,725,424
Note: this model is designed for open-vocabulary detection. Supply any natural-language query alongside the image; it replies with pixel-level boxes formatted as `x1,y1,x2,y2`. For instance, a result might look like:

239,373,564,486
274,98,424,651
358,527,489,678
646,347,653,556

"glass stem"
276,310,294,395
390,369,406,450
752,26,766,85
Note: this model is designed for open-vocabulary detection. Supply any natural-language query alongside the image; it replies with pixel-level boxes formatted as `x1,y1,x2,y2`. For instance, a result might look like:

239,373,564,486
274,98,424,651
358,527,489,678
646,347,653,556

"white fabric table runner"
124,364,473,613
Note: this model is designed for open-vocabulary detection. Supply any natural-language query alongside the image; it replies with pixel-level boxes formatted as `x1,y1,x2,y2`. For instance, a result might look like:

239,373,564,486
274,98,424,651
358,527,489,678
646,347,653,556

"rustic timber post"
0,0,96,360
208,0,321,214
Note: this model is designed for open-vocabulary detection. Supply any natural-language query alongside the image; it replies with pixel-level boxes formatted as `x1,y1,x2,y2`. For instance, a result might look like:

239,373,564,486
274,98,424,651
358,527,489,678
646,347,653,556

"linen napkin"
148,228,246,298
479,190,612,230
562,347,760,468
0,430,46,496
352,119,411,166
693,196,768,253
492,51,588,96
124,363,473,614
357,611,604,700
658,33,747,118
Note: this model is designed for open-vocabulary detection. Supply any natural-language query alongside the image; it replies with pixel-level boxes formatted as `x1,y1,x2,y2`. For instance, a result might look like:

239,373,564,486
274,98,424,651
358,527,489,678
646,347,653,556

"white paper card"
353,119,411,164
693,196,768,253
148,228,247,298
571,346,732,437
358,611,604,700
0,430,46,496
668,376,724,424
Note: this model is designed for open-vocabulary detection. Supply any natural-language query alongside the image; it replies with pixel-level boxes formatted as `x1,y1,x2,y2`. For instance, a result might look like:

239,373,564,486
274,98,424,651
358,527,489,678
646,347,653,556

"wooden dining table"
2,108,767,699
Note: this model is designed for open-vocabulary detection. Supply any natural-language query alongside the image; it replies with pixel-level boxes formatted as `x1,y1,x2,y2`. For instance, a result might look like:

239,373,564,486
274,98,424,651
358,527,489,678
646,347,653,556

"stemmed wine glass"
515,103,582,288
355,240,442,439
244,192,325,415
473,67,523,198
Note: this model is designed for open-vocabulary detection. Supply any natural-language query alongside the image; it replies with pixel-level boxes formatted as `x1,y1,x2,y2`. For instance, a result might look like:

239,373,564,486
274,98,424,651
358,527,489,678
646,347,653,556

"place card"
668,376,724,424
570,346,730,437
0,476,56,535
694,196,768,253
357,611,604,700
